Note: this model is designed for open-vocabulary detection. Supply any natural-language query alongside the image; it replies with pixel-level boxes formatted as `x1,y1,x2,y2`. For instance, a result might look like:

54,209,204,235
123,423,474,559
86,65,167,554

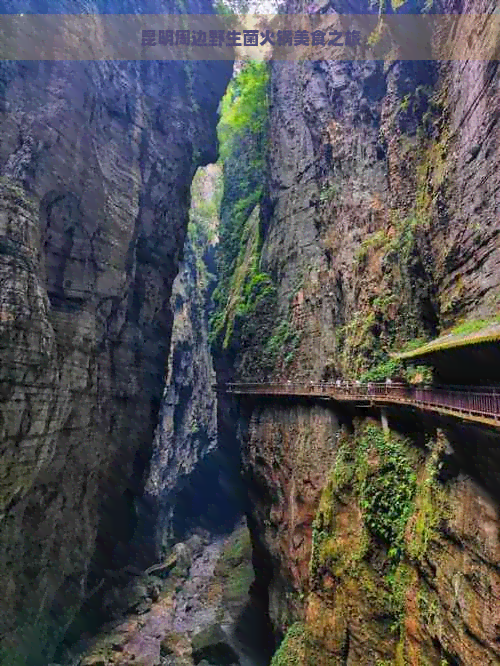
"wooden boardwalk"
218,382,500,428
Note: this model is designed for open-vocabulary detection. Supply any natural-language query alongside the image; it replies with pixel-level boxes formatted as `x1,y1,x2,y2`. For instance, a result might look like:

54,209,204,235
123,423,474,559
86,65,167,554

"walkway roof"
394,323,500,362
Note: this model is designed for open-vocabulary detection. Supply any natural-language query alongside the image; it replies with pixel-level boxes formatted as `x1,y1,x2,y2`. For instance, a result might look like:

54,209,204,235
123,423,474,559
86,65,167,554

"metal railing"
218,381,500,426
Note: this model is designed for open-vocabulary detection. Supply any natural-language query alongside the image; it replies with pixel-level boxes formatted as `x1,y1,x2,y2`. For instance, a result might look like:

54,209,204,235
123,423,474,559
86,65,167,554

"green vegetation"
210,61,272,357
359,425,416,560
211,205,263,346
448,314,500,336
318,183,341,204
354,229,387,267
306,422,453,662
385,561,415,630
187,165,222,295
344,208,437,378
265,319,302,366
399,337,429,353
308,422,420,653
404,363,433,384
188,168,222,245
359,358,403,382
213,526,254,605
270,623,305,666
218,525,252,568
210,60,301,372
367,17,388,47
310,424,416,581
407,436,450,562
218,61,269,163
398,86,433,117
211,61,311,373
417,585,442,634
270,623,323,666
395,314,500,360
224,562,254,602
342,86,450,378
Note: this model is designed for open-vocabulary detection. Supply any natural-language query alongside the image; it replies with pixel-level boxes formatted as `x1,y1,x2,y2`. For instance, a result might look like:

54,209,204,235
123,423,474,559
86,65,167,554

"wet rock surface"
0,2,232,660
212,1,500,664
79,523,267,666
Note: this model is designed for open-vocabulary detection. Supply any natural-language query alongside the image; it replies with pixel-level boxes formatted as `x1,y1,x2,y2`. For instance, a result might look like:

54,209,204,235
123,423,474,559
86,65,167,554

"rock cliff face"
146,166,219,550
213,2,500,664
0,3,231,661
146,164,243,549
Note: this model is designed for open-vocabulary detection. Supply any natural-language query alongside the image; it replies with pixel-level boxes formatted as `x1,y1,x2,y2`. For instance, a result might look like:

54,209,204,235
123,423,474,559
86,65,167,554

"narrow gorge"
1,0,500,665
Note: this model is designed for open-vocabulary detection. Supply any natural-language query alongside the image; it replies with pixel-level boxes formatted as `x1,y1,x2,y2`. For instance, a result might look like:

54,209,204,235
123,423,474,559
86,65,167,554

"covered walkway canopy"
393,322,500,385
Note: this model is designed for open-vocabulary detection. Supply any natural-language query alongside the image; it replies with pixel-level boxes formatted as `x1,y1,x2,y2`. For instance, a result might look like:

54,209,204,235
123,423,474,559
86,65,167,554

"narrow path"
219,381,500,428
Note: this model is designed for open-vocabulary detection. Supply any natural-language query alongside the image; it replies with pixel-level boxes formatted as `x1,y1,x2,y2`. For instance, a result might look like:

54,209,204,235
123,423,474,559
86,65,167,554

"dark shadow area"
232,510,276,665
54,399,160,662
365,402,500,505
168,442,245,539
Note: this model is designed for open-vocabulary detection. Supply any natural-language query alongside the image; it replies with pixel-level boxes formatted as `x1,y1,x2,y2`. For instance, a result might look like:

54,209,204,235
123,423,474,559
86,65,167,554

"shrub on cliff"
217,60,269,164
210,61,272,360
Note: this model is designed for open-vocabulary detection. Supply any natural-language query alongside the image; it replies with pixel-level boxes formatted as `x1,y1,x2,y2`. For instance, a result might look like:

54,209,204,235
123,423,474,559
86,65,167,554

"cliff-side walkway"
217,382,500,428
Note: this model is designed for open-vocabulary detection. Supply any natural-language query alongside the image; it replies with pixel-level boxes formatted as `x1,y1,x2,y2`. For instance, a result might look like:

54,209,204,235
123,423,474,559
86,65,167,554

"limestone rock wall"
242,403,500,664
0,4,231,661
220,0,500,663
228,0,500,382
146,165,223,549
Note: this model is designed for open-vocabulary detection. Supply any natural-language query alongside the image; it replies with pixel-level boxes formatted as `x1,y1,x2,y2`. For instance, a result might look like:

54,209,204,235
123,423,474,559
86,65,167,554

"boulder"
190,624,239,665
160,631,193,665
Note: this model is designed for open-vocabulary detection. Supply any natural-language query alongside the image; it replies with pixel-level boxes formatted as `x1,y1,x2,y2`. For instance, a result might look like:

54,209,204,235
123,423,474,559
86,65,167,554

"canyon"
0,1,231,662
211,1,500,663
1,0,500,664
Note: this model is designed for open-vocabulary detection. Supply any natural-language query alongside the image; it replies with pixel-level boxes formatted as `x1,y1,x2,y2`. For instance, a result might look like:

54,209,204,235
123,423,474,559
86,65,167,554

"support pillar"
381,408,389,436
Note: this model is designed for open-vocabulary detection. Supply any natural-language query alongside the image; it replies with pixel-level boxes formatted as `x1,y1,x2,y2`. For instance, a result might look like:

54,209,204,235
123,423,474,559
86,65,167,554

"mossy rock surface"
270,622,327,666
191,622,239,665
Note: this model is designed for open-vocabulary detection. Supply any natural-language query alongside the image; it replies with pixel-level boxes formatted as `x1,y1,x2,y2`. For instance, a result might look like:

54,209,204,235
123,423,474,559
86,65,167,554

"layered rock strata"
0,4,231,660
213,1,500,663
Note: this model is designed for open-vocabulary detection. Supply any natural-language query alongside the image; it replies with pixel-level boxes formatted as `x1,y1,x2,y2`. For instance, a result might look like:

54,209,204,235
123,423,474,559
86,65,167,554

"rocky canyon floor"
78,522,268,666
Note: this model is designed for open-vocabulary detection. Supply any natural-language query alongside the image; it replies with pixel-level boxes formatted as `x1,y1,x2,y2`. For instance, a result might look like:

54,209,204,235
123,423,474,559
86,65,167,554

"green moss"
354,229,387,266
217,525,252,571
212,526,255,604
359,425,416,560
223,561,254,602
395,315,500,360
407,437,450,562
270,623,323,666
448,314,500,336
